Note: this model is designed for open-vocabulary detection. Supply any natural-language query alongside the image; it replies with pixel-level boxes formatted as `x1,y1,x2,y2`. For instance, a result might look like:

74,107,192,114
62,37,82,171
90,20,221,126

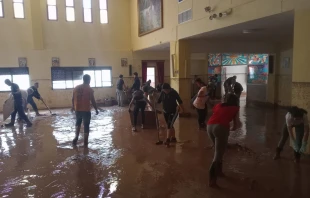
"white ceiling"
186,11,294,42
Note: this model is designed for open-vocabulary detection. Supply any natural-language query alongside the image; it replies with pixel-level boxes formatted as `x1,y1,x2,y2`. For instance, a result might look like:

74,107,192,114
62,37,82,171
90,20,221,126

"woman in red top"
207,94,241,187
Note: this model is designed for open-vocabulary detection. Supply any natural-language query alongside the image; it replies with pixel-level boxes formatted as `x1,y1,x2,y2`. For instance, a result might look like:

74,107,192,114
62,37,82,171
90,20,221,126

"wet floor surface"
1,100,310,198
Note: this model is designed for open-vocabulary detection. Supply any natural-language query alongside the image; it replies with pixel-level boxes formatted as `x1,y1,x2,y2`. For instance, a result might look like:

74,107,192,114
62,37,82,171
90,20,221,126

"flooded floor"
1,100,310,198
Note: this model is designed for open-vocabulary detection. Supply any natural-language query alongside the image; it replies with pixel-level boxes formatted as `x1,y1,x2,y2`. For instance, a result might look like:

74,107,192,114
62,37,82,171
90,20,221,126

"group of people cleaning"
3,79,44,128
2,72,309,188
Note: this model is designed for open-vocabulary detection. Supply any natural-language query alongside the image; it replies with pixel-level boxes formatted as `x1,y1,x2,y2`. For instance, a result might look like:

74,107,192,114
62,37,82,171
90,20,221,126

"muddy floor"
1,100,310,198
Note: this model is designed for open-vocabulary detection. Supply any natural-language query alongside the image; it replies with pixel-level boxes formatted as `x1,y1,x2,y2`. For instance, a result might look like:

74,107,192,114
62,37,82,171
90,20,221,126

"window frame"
0,67,30,92
65,0,75,22
99,0,108,24
13,0,25,19
82,0,92,23
47,0,58,21
51,67,113,90
0,0,4,18
146,67,156,86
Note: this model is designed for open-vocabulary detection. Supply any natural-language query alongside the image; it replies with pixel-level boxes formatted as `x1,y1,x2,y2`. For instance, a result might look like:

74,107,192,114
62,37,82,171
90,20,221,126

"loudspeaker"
129,65,132,76
269,55,274,74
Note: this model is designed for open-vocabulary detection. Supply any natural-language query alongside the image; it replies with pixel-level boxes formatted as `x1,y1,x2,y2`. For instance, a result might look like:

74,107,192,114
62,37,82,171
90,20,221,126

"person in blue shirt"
4,79,32,127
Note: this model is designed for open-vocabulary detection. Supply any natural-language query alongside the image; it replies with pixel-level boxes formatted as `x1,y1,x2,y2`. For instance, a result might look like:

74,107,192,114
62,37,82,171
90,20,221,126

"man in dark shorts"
157,83,184,146
116,74,126,107
72,74,99,147
4,79,32,127
27,82,43,116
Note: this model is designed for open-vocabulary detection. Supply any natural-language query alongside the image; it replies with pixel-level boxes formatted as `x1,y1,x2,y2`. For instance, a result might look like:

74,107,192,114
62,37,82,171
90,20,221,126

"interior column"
292,8,310,154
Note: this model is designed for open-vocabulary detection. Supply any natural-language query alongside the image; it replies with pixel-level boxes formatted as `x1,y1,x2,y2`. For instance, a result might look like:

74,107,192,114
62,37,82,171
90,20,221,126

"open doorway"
146,67,156,87
221,65,247,100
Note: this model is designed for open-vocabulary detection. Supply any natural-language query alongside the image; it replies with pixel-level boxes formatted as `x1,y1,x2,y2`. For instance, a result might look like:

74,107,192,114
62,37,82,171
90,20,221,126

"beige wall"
130,0,308,51
0,0,132,111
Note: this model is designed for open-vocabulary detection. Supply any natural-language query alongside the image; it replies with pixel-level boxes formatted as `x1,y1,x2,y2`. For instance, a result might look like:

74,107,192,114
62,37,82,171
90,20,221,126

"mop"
41,99,57,116
154,98,163,145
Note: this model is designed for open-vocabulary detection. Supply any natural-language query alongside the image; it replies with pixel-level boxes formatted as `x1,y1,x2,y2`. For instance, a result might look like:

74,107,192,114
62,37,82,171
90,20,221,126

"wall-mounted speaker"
129,65,132,76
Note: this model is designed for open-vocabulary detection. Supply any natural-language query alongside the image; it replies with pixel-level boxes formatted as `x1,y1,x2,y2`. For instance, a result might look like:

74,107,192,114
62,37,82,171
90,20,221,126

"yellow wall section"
0,0,133,111
130,0,309,51
292,8,310,82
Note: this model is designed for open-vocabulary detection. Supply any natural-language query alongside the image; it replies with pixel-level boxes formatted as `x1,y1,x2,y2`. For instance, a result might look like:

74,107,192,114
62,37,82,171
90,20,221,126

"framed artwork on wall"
282,57,290,69
121,58,128,67
52,57,60,67
18,57,27,67
88,58,96,67
138,0,163,36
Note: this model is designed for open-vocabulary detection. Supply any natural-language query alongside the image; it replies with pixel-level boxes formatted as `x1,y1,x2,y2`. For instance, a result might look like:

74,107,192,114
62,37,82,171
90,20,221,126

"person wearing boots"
193,78,209,130
207,94,241,187
157,83,184,147
4,79,32,127
27,82,43,116
72,74,99,147
273,106,309,163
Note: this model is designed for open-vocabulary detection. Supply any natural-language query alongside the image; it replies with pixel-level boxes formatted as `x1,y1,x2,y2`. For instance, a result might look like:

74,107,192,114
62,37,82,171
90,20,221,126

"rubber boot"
209,162,218,188
164,138,170,147
84,133,89,147
294,151,300,164
273,147,282,160
72,132,79,145
217,162,225,177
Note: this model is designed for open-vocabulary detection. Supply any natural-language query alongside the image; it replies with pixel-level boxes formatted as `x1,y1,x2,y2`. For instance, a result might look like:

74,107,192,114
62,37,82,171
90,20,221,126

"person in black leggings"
129,87,153,132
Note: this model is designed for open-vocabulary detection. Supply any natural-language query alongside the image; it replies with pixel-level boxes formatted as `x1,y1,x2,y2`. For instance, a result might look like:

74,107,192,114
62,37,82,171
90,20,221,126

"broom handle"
41,99,52,113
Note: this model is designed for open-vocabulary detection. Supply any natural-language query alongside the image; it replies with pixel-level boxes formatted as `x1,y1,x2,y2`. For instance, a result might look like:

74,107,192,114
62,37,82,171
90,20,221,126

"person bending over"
129,86,153,132
157,83,184,147
273,106,309,163
4,79,32,127
27,82,43,116
72,74,99,147
207,94,241,187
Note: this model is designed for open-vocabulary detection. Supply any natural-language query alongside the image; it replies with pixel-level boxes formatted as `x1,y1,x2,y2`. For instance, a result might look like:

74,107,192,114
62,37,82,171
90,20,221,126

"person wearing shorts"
72,74,99,147
157,83,184,146
207,94,240,187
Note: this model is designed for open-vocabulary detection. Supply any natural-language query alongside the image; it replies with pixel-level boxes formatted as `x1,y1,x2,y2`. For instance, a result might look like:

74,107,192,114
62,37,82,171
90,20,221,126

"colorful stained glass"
208,66,221,81
208,53,221,66
247,64,268,84
222,54,248,65
248,54,269,65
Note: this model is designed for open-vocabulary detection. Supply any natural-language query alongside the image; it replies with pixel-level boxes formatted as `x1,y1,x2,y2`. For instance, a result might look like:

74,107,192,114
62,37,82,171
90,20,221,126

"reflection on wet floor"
1,101,310,198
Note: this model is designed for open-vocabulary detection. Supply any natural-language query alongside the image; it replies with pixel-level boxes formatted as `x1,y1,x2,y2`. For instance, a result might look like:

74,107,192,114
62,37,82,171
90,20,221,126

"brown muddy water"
0,100,310,198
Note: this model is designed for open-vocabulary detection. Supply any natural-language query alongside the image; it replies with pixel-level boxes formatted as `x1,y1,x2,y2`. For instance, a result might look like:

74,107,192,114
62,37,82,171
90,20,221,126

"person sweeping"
129,86,153,132
207,94,241,187
157,83,184,147
273,106,309,163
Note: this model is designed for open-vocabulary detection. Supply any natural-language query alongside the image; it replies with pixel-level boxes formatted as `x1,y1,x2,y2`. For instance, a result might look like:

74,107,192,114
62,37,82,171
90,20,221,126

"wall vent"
178,9,192,24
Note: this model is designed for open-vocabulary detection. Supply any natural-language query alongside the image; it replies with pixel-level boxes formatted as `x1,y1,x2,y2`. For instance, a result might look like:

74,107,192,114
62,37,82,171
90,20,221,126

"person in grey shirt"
116,75,126,107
